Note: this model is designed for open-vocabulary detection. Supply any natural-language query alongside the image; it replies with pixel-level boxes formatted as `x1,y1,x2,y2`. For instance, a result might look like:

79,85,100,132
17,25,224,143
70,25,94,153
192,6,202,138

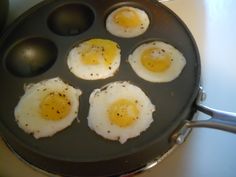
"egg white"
128,41,186,82
87,81,155,144
14,77,82,139
106,6,150,38
67,38,121,80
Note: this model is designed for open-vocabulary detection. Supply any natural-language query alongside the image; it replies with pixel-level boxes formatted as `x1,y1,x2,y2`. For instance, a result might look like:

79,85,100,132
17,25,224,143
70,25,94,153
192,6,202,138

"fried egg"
67,38,121,80
14,77,82,139
106,6,150,38
128,41,186,82
87,81,155,144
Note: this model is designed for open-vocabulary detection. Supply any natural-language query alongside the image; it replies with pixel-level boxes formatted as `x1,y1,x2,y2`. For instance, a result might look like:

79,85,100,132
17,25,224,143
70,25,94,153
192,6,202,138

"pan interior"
47,3,95,36
4,37,57,77
0,0,200,163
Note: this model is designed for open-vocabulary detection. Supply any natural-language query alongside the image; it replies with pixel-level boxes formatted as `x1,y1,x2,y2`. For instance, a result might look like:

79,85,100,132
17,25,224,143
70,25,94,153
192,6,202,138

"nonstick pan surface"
0,0,8,34
0,0,200,176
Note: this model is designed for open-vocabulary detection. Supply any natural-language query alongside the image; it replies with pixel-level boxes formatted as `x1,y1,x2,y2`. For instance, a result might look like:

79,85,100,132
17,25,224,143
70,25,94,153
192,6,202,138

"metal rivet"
176,135,184,144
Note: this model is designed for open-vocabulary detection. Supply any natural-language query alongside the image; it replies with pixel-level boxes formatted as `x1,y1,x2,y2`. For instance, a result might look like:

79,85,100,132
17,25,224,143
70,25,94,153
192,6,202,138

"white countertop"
1,0,236,177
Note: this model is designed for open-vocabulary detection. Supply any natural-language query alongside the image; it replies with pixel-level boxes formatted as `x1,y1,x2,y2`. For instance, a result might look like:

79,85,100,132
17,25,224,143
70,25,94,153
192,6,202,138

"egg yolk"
141,47,172,72
40,92,71,121
113,8,141,28
108,99,139,127
81,39,119,67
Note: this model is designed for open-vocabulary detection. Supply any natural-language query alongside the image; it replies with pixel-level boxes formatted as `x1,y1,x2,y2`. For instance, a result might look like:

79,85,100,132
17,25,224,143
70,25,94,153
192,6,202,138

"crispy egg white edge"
67,42,121,80
106,6,150,38
128,41,187,83
87,81,155,144
14,77,82,139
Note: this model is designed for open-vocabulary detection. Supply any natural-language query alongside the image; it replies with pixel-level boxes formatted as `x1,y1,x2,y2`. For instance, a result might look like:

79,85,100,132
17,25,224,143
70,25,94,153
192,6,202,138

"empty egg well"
47,3,94,36
5,37,57,77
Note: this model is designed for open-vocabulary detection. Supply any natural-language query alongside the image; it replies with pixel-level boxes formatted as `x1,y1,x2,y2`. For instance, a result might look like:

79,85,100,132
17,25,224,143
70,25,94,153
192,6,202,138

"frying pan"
0,0,9,33
0,0,236,176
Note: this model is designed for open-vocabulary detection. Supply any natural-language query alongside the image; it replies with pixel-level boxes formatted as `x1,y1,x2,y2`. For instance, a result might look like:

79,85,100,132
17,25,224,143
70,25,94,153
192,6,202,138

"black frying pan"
0,0,236,176
0,0,9,33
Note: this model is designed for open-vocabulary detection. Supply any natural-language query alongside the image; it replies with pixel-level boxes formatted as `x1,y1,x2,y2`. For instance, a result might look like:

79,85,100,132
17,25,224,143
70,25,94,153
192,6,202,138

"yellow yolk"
108,99,139,127
113,8,141,28
40,92,71,120
80,39,119,67
141,47,172,72
81,48,100,65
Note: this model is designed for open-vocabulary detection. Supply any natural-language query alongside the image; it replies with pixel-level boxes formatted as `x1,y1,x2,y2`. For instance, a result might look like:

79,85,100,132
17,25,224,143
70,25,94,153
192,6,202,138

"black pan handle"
187,104,236,133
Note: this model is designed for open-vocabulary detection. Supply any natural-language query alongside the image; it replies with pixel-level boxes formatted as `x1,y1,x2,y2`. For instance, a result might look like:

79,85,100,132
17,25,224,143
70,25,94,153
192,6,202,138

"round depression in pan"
4,37,57,77
47,3,95,36
0,0,200,176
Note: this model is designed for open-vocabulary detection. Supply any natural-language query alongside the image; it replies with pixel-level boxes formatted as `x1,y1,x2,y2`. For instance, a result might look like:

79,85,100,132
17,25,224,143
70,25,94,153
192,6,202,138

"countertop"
1,0,236,177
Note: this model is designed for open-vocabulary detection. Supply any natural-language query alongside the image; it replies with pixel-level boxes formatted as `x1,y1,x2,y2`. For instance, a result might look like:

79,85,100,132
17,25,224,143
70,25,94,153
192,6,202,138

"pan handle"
187,104,236,133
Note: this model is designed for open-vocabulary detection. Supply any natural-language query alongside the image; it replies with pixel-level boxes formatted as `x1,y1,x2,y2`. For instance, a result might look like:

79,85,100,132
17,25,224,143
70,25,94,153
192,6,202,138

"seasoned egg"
128,41,186,82
14,77,82,139
106,6,150,38
87,81,155,144
67,38,121,80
